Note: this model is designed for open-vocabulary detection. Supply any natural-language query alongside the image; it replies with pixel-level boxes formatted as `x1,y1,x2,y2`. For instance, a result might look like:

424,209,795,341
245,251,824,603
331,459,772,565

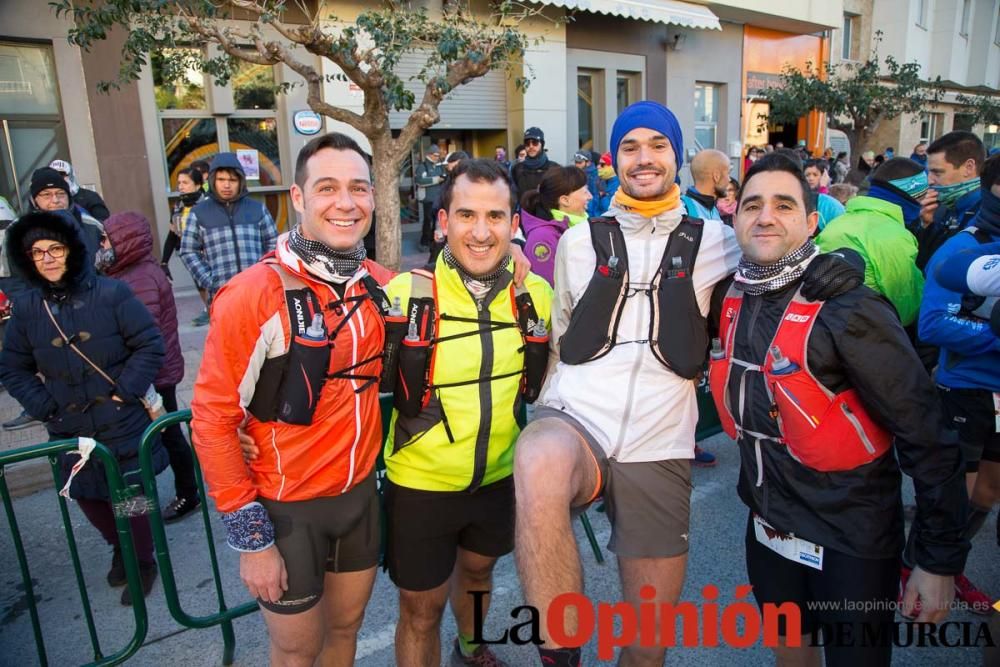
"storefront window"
152,48,207,111
227,117,281,186
616,72,639,116
578,72,595,151
0,43,61,116
694,83,719,149
233,61,276,110
0,42,69,210
161,117,218,186
154,53,288,229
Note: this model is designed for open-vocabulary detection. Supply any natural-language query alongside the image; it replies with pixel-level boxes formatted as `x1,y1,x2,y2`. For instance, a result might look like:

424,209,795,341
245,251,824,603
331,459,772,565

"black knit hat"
21,226,70,253
30,167,71,200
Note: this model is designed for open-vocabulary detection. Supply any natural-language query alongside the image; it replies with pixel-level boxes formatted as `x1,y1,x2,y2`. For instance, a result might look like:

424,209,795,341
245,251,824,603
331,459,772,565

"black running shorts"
383,475,515,592
256,472,379,614
938,385,1000,473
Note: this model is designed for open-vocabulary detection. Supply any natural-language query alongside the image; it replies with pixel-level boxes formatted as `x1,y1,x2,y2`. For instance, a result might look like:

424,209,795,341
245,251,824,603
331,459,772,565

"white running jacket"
538,203,740,462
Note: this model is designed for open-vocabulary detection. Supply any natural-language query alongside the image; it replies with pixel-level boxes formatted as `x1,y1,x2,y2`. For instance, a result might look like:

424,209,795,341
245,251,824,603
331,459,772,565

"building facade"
832,0,1000,156
1,0,846,288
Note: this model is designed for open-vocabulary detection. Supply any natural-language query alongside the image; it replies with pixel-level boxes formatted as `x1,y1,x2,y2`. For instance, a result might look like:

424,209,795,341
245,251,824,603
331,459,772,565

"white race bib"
753,514,824,571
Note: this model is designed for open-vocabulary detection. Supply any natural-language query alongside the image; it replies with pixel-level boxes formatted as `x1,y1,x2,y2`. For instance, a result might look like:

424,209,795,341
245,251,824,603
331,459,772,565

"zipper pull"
437,390,456,443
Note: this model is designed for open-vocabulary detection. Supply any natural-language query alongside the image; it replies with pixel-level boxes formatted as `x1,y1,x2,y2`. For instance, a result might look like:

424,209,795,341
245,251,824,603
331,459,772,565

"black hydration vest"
247,260,390,424
559,215,707,379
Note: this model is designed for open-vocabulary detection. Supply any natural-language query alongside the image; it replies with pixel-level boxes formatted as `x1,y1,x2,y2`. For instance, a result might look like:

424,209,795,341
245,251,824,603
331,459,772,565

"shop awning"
535,0,721,30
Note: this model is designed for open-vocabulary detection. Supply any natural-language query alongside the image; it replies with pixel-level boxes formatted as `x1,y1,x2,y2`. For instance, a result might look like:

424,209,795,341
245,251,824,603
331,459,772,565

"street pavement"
1,222,997,665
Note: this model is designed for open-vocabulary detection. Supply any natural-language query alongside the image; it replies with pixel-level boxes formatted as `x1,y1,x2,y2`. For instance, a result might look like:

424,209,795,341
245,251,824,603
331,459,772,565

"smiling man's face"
735,169,817,264
616,127,677,201
290,147,373,251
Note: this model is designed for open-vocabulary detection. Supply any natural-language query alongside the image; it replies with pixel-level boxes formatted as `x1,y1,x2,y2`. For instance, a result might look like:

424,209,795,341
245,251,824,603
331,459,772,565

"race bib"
753,514,824,571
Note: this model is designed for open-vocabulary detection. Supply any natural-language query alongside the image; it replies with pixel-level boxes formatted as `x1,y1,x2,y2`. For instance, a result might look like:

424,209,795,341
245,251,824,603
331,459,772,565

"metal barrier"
137,410,257,666
0,439,150,666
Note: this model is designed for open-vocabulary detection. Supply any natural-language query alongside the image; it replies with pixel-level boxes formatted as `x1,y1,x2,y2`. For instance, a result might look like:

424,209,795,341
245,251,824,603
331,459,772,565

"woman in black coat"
0,210,167,605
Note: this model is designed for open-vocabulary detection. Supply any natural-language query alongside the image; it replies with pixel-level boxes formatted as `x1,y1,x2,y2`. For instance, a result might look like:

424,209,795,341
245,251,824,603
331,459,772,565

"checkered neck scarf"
734,241,818,296
288,225,366,283
442,245,510,299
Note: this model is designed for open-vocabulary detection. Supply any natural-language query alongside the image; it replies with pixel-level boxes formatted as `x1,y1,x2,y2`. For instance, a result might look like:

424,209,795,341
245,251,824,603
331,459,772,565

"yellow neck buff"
611,183,681,218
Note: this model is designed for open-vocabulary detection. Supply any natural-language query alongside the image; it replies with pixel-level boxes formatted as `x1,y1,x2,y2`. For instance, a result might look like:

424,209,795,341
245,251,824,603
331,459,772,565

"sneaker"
693,445,717,467
191,310,209,327
450,639,508,667
2,411,40,431
121,561,157,606
954,573,992,614
107,547,126,587
162,495,201,524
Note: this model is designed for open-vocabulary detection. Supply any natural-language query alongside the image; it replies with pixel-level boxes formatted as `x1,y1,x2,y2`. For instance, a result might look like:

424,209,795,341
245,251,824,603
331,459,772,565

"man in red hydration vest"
710,152,970,667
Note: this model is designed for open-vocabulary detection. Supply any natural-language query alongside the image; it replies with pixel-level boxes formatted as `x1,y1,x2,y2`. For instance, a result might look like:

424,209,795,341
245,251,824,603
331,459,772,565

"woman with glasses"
0,209,168,606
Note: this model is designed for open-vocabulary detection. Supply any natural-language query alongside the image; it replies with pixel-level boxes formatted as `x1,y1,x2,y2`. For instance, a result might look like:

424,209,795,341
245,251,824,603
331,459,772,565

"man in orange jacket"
191,132,392,667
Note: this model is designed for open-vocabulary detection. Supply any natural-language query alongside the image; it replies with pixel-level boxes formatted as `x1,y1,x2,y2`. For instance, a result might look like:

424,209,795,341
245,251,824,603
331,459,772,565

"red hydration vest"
708,286,892,473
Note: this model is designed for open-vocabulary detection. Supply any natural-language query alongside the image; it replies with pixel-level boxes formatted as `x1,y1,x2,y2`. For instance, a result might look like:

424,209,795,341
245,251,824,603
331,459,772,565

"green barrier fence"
137,409,257,666
0,439,150,666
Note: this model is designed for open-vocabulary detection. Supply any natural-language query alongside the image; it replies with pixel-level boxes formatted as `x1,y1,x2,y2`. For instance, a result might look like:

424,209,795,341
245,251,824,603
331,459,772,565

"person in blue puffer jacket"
918,153,1000,613
0,209,167,606
180,152,278,299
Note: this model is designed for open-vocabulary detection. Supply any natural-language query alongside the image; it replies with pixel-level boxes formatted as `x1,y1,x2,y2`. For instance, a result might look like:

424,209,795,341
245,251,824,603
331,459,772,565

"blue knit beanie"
609,101,684,174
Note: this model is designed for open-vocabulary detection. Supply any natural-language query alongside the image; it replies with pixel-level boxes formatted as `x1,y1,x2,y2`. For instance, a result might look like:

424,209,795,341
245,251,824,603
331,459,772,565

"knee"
458,558,496,584
271,633,323,665
326,607,366,638
398,591,446,633
514,424,579,491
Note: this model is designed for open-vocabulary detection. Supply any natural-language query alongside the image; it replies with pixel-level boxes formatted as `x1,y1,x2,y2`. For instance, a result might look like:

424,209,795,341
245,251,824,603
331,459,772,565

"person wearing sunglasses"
510,127,560,200
0,209,167,606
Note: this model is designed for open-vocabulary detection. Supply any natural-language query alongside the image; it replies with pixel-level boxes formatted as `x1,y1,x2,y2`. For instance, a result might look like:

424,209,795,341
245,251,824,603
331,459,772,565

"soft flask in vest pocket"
277,314,329,425
522,318,549,404
380,296,408,393
766,368,891,472
395,333,431,418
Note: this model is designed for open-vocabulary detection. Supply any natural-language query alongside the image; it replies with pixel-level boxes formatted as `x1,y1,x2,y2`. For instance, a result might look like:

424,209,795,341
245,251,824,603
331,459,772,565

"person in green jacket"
816,157,928,325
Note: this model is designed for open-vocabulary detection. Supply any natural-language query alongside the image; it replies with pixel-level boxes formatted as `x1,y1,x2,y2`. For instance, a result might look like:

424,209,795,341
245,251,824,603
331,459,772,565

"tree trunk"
842,128,861,161
371,138,403,270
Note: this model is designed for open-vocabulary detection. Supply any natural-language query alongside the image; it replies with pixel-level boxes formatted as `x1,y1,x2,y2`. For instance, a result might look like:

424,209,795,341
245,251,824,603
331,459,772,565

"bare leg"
261,603,325,667
396,581,450,667
514,418,599,645
317,567,377,667
616,555,687,667
449,548,499,643
970,460,1000,510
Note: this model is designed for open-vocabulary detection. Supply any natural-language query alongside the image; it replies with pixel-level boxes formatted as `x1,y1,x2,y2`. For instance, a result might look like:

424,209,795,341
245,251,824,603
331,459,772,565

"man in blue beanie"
512,100,742,666
512,100,867,666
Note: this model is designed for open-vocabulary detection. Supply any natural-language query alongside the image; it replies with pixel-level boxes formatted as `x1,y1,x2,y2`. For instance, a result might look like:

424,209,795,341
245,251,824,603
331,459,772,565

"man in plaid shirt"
180,153,278,299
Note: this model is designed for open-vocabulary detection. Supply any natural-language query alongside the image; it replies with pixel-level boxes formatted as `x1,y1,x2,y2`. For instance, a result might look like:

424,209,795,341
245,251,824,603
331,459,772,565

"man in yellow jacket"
382,158,553,667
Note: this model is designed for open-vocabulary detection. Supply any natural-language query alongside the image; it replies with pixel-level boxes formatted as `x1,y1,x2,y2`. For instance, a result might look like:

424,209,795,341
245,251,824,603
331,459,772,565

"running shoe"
954,573,992,614
191,310,209,327
449,639,508,667
693,445,717,467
